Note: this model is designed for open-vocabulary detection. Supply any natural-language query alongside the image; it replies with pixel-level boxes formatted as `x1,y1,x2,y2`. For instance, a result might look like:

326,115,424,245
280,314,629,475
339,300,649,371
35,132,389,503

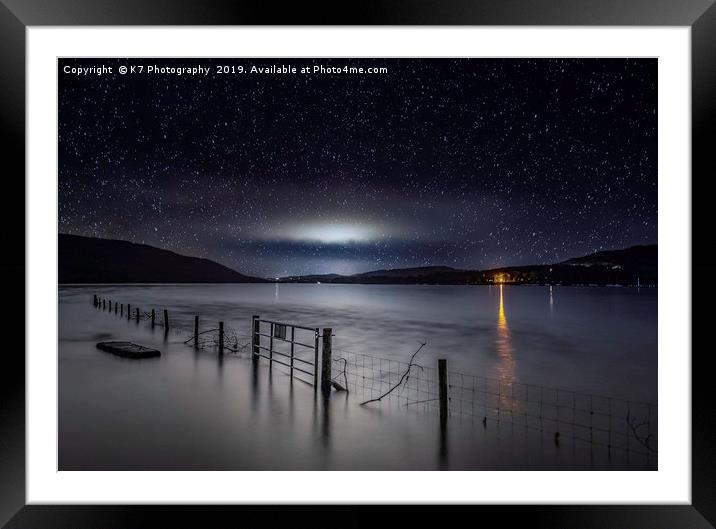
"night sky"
59,58,657,278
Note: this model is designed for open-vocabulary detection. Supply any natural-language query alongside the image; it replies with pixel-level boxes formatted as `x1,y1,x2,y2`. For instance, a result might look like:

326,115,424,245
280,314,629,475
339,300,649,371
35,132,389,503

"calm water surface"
59,284,657,470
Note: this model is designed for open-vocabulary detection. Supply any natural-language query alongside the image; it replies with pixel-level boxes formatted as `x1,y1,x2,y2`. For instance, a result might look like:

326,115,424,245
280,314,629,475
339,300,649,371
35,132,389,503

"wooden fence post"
194,316,199,349
321,328,333,396
438,359,448,424
163,309,169,331
251,315,260,361
313,328,319,390
151,309,155,328
218,321,224,354
290,326,295,378
268,323,274,368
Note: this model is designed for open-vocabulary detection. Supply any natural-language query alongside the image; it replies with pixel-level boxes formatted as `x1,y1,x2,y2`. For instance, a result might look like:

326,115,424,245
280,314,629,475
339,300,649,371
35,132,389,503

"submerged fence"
92,294,252,352
91,294,657,461
330,347,657,460
91,295,331,389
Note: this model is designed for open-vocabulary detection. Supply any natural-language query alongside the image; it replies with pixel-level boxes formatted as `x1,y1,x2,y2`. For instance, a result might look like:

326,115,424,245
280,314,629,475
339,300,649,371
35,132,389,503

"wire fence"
92,295,253,354
331,347,657,460
92,294,658,462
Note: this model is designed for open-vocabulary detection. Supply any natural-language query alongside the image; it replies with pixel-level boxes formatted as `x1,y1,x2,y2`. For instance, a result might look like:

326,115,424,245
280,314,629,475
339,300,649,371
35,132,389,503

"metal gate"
251,316,320,387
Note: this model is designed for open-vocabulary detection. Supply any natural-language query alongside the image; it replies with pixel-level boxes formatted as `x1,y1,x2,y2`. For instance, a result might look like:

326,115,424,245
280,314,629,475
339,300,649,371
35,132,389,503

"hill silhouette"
280,245,657,285
59,234,266,283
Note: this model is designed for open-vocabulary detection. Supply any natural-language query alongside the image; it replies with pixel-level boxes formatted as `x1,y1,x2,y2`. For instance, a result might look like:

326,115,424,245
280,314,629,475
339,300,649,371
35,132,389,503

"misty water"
59,284,657,470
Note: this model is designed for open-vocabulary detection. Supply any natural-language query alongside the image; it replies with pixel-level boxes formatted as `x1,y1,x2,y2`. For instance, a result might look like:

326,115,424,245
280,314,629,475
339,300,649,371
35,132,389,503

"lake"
58,284,657,470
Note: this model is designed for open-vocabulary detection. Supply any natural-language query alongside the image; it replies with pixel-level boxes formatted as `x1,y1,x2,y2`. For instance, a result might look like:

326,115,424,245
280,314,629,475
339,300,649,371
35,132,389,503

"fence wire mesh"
332,347,657,459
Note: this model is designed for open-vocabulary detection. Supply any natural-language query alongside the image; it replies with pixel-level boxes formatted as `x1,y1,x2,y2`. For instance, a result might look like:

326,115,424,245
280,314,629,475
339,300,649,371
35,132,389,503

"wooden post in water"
93,294,97,307
127,304,131,320
438,358,449,466
438,359,448,424
269,323,274,368
290,326,295,378
114,302,117,315
313,328,319,390
135,307,140,322
151,309,155,328
321,328,333,396
218,321,224,354
251,315,260,361
102,299,106,310
163,309,169,331
120,303,123,317
194,316,199,349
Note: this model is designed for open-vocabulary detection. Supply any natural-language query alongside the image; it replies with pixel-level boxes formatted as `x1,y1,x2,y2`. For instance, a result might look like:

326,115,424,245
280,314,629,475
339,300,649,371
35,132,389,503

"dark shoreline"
59,282,657,287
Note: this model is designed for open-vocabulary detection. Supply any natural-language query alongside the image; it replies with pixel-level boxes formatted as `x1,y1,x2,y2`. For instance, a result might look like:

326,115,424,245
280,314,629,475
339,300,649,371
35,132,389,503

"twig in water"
182,328,219,344
626,415,656,453
331,357,349,393
360,342,426,406
223,340,250,354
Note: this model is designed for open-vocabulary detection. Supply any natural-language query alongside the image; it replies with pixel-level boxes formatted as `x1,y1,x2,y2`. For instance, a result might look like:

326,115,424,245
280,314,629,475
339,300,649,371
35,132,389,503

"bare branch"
182,328,219,344
331,357,349,393
626,415,656,453
360,342,426,406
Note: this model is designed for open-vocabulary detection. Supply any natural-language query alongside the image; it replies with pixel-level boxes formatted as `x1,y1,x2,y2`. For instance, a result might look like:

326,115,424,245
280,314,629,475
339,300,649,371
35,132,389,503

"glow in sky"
277,223,382,244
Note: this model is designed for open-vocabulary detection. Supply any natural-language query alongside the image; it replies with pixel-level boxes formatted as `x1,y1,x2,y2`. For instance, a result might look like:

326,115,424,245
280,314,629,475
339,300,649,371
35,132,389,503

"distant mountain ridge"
562,244,656,269
283,265,460,283
59,234,656,286
359,265,459,278
59,234,266,283
280,245,657,285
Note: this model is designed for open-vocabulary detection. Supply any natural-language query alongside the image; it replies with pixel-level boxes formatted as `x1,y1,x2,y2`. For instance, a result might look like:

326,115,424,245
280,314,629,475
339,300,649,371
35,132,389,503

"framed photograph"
2,0,713,527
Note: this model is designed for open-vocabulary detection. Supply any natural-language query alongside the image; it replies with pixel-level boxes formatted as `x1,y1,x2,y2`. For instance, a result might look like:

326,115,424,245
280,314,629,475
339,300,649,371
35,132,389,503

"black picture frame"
1,1,713,527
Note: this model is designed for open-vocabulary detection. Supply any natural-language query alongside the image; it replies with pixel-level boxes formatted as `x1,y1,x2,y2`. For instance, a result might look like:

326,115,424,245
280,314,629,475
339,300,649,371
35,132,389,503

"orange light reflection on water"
496,285,518,412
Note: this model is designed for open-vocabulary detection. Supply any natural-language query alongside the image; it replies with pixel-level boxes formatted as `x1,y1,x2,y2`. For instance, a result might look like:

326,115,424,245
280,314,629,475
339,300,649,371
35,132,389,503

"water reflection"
496,285,518,412
321,393,331,450
288,378,296,429
312,391,332,456
439,410,448,469
250,357,260,422
217,351,224,383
